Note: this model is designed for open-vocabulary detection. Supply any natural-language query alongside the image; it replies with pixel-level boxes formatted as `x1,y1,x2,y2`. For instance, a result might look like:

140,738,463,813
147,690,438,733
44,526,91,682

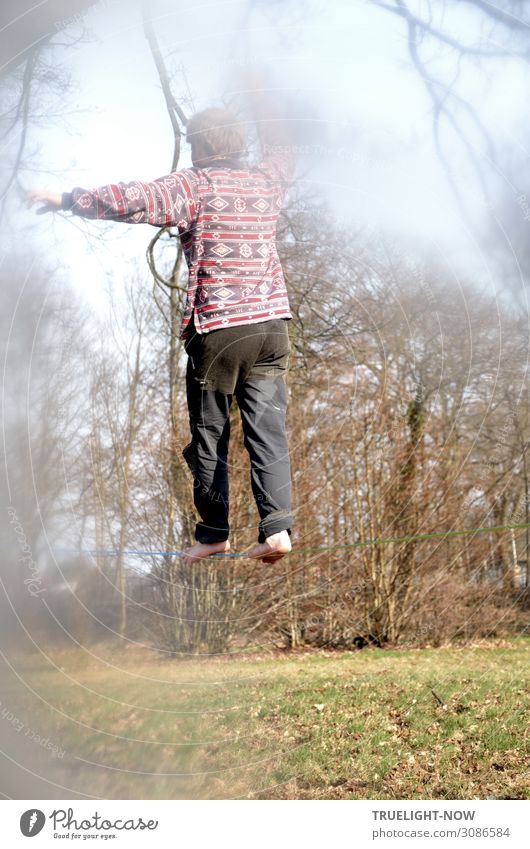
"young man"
27,91,295,565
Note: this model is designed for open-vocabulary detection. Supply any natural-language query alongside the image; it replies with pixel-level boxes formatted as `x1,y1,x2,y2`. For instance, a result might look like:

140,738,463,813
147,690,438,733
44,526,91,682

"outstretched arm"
243,69,296,187
246,72,292,146
27,172,197,229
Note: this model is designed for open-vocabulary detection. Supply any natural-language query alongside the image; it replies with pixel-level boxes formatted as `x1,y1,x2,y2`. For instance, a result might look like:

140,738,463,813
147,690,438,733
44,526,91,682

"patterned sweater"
62,151,295,338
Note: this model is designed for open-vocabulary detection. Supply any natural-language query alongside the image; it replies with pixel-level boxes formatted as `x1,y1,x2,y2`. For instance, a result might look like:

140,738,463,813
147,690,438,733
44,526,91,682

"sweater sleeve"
256,147,296,192
62,171,197,229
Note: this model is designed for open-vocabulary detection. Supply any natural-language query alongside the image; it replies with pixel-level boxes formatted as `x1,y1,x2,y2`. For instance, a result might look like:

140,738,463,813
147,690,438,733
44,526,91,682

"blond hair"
186,108,246,160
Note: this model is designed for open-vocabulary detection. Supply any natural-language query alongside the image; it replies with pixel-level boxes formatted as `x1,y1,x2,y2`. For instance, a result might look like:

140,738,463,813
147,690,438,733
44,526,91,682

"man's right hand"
26,190,63,214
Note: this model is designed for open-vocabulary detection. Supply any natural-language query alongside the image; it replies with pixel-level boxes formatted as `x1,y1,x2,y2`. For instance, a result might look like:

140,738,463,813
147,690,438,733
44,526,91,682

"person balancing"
27,76,296,565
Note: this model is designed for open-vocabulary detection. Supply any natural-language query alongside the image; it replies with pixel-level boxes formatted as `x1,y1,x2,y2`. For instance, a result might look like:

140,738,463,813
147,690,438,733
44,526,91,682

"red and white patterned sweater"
62,151,295,338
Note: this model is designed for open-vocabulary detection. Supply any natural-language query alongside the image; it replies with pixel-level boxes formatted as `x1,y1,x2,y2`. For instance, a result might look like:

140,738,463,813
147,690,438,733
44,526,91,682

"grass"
2,638,529,799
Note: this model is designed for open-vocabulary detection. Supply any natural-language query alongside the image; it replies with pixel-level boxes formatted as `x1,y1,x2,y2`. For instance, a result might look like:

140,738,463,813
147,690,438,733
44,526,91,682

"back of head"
186,108,246,163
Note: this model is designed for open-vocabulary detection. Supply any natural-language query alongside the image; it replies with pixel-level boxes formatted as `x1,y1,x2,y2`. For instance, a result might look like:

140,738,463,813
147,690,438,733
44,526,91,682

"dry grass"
2,638,529,799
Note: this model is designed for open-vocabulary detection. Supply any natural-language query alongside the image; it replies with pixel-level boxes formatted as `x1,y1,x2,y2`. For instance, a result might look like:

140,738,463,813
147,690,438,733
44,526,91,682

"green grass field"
3,639,529,799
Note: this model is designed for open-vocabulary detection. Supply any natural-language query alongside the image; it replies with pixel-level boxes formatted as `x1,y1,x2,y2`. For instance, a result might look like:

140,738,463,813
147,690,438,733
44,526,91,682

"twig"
430,688,445,706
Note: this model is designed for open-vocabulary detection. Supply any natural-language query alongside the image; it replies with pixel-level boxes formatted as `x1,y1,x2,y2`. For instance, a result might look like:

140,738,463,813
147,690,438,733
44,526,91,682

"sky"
9,0,530,311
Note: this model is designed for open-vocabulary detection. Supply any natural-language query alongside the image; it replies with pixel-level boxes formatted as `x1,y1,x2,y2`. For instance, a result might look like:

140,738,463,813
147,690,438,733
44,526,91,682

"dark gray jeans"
183,318,293,544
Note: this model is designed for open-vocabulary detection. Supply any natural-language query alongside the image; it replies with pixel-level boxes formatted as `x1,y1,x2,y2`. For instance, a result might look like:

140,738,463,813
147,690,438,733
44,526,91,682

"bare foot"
245,530,292,564
181,539,230,567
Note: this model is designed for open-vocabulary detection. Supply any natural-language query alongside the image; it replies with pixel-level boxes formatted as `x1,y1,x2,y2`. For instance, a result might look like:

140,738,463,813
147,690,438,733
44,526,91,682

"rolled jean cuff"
258,511,293,543
195,522,230,545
